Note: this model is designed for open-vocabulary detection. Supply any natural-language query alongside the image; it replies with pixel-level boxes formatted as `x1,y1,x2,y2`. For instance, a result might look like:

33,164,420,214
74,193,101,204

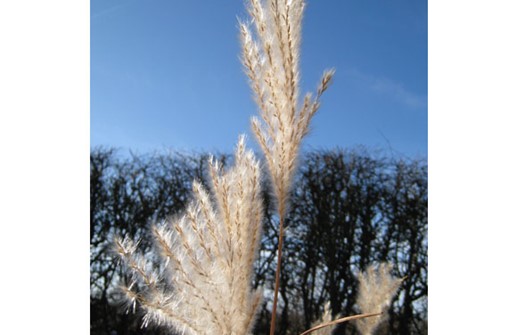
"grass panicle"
115,136,263,335
239,1,334,333
354,263,404,335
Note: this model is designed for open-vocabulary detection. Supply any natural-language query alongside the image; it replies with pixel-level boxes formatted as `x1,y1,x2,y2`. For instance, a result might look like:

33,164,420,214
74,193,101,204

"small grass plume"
354,263,404,335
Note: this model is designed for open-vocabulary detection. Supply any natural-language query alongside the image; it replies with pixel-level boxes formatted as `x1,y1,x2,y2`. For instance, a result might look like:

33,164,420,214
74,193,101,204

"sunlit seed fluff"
115,136,263,335
354,263,404,335
240,0,334,215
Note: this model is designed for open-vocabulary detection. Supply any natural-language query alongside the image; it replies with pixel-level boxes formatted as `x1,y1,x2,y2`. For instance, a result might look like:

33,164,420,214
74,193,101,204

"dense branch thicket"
90,147,427,335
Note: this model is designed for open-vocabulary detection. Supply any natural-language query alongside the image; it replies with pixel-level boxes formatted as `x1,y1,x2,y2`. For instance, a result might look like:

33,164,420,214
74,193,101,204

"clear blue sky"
91,0,427,158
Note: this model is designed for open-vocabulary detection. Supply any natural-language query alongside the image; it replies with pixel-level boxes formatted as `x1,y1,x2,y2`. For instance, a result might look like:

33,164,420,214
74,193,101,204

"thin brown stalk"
299,313,382,335
269,213,285,335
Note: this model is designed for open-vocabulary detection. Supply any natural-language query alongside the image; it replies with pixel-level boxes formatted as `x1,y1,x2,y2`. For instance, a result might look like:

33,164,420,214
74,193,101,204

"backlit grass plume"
240,0,334,217
354,263,404,335
309,302,336,335
239,1,334,333
115,136,263,335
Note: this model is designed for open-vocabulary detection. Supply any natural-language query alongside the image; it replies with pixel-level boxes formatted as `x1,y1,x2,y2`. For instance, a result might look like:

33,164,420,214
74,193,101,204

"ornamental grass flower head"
239,0,334,216
354,263,404,335
115,136,263,335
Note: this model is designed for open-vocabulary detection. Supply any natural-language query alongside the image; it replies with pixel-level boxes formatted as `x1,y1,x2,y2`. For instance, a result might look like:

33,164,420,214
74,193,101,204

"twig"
299,312,382,335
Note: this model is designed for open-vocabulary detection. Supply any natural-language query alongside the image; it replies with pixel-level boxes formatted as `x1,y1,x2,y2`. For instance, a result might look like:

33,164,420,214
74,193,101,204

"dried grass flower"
115,136,263,335
354,263,404,335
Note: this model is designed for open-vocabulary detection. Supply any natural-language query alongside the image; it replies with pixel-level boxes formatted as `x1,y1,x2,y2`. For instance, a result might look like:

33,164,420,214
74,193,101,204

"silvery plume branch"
239,0,334,217
354,263,404,335
115,136,264,335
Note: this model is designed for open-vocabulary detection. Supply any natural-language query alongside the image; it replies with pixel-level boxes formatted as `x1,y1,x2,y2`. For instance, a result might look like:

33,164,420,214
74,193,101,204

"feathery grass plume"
239,1,334,333
310,302,336,335
240,0,334,217
115,136,264,335
354,263,404,335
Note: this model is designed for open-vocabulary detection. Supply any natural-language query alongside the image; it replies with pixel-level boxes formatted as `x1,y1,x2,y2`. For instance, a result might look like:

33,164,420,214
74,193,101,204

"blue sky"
91,0,427,158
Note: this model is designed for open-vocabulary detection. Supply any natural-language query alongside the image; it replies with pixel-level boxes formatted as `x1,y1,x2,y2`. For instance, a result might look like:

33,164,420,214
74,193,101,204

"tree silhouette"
90,147,427,335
